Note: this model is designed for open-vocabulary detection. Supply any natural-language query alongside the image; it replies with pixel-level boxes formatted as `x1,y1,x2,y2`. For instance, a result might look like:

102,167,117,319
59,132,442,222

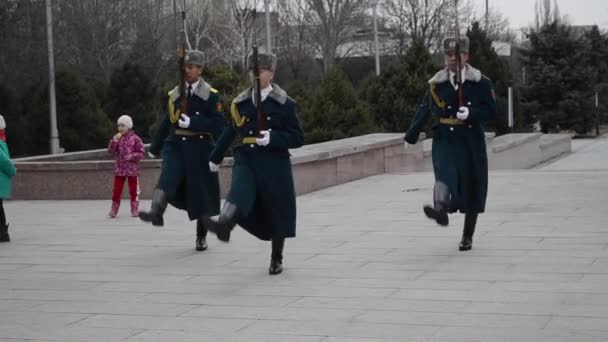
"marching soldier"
404,36,496,251
139,50,226,252
203,50,304,275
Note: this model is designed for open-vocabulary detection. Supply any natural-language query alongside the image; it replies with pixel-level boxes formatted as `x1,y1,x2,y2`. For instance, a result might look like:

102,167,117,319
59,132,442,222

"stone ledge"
491,133,542,153
540,133,574,148
11,134,409,200
10,132,572,200
423,132,496,157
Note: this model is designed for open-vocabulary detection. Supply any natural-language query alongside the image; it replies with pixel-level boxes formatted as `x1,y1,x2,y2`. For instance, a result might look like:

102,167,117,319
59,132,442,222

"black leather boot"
138,188,168,226
459,212,478,251
423,181,450,226
269,238,285,275
0,224,9,242
203,202,238,242
196,219,208,251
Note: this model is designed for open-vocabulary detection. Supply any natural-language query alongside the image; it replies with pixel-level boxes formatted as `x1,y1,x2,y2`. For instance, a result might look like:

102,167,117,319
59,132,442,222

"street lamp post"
372,0,380,76
264,0,272,52
45,0,60,154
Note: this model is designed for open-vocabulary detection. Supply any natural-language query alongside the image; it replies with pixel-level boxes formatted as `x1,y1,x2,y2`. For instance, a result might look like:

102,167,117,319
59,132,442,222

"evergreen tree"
104,63,158,141
0,85,26,157
24,71,114,154
205,64,248,112
360,39,437,133
584,26,608,132
467,22,516,134
300,67,376,144
520,21,595,134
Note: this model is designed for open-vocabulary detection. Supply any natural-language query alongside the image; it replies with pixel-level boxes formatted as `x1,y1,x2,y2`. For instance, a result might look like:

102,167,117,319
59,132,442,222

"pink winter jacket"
107,130,145,177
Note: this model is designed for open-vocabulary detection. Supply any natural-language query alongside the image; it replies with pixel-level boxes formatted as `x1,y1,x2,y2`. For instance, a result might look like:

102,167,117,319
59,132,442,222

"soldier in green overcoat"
203,50,304,275
139,50,226,252
404,36,496,251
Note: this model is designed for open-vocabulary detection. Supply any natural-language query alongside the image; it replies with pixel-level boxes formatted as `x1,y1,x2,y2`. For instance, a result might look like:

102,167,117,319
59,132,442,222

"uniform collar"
428,64,482,85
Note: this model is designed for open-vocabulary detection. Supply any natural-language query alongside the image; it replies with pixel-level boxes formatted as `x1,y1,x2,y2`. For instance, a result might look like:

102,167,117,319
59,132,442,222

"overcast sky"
475,0,608,29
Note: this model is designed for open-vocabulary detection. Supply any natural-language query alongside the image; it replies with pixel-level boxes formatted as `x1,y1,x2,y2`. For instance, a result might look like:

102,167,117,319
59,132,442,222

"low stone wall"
12,134,408,200
540,134,573,164
11,132,572,200
417,133,572,171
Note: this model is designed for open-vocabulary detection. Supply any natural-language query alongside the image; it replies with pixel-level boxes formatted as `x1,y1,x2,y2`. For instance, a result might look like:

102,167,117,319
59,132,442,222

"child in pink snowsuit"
108,115,145,218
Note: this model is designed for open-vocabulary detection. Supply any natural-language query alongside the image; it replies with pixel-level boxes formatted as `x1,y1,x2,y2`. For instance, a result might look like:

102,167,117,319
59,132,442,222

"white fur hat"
117,115,133,129
0,114,5,130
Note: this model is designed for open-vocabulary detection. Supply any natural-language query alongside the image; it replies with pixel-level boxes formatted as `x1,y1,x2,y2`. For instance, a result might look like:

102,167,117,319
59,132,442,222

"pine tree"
520,21,595,134
300,67,376,144
25,71,114,153
467,22,516,134
584,26,608,133
360,39,437,133
0,85,26,156
104,63,158,141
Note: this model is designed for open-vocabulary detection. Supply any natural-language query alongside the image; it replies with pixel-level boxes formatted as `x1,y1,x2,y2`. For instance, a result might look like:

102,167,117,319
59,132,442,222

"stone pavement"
1,137,608,342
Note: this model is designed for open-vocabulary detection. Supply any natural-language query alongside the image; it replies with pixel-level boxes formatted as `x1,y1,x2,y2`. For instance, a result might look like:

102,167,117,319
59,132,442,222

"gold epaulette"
167,92,180,123
210,87,219,94
230,102,247,127
429,83,445,109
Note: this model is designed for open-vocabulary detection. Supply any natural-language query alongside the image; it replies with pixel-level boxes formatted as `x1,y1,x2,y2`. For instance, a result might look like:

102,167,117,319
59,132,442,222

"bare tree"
127,0,175,82
276,0,316,79
535,0,562,28
477,6,514,42
205,0,263,68
305,0,369,73
56,0,136,82
381,0,474,55
183,0,214,50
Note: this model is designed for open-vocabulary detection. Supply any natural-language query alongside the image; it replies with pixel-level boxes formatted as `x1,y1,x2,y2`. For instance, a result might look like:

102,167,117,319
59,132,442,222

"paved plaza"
1,136,608,341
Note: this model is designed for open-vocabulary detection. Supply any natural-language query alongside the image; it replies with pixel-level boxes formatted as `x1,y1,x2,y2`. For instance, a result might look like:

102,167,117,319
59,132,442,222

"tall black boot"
459,212,478,251
138,188,168,226
202,202,238,242
423,181,450,226
269,238,285,275
196,218,208,251
0,224,9,242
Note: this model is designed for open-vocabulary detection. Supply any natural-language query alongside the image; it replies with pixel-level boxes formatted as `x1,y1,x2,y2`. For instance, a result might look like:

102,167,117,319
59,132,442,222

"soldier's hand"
457,106,469,120
209,161,220,172
256,130,270,146
178,114,191,128
147,151,157,159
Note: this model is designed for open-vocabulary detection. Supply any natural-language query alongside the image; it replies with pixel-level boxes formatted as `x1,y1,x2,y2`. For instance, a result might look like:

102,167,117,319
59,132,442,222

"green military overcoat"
210,84,304,240
405,64,496,213
150,81,226,220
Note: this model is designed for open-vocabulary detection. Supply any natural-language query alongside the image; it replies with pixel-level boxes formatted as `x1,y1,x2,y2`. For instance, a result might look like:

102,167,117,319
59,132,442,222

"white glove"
147,151,156,159
457,106,469,120
178,114,191,128
209,161,220,172
256,130,270,146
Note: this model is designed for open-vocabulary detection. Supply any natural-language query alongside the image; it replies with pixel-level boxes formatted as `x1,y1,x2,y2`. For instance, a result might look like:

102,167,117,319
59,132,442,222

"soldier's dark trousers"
460,212,478,251
269,238,285,275
0,200,9,242
424,181,450,226
138,187,168,226
195,219,208,251
204,201,238,242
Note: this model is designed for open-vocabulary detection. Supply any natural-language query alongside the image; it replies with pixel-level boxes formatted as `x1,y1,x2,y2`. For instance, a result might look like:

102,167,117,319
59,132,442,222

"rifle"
177,0,188,118
251,10,265,136
454,0,464,107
